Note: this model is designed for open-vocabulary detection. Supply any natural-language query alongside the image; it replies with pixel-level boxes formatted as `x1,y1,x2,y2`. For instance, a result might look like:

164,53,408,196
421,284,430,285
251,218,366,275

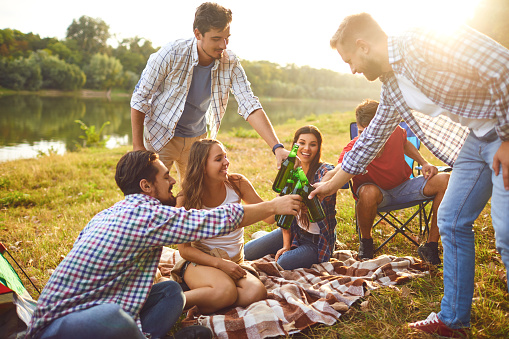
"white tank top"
200,184,244,258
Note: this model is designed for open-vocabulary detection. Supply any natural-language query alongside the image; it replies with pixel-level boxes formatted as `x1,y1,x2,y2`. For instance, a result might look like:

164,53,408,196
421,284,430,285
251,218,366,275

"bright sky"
2,0,482,74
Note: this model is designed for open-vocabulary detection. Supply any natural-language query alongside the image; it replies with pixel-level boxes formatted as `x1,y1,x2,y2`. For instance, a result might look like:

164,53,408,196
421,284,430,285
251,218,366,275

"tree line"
0,17,381,100
0,0,507,97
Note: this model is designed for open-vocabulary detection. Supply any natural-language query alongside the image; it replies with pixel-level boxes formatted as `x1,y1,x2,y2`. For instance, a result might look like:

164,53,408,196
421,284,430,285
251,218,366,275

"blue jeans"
437,130,509,329
357,175,431,209
37,280,185,339
244,228,320,270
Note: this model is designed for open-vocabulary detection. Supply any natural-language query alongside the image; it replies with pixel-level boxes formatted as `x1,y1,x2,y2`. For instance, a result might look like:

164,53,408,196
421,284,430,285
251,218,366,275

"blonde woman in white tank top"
175,139,273,314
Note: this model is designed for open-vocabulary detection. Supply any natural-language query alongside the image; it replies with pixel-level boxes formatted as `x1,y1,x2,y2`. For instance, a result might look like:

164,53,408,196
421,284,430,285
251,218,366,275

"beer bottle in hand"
275,178,294,224
277,180,302,229
297,168,326,223
272,144,299,193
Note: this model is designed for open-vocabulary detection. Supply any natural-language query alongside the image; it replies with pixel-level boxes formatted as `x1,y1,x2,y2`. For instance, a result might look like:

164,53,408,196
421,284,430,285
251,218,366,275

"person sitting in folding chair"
336,99,450,263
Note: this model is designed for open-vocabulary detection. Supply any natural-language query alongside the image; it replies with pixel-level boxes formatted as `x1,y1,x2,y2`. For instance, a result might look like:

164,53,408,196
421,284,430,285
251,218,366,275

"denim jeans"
244,228,320,270
37,280,185,339
437,130,509,329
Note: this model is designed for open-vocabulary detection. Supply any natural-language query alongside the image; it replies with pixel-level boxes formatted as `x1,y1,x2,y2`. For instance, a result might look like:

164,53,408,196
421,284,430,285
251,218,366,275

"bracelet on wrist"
272,143,284,155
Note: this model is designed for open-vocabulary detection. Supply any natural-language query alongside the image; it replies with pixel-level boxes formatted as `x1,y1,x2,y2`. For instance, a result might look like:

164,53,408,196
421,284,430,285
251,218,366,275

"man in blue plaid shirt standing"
26,151,301,339
310,12,509,338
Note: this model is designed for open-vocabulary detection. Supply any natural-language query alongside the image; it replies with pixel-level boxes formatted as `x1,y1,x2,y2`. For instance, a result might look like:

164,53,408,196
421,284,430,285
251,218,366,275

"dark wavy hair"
180,139,241,210
193,2,232,34
115,150,159,196
292,125,324,229
292,125,323,185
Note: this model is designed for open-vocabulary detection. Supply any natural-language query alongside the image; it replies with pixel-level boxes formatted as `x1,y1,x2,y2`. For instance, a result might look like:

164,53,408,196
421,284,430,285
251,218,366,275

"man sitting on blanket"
329,99,450,263
25,150,301,339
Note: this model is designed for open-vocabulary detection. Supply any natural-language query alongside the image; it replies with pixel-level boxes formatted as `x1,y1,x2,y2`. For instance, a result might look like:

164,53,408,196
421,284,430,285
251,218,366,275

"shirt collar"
191,37,199,66
191,37,221,71
387,35,402,65
125,193,161,205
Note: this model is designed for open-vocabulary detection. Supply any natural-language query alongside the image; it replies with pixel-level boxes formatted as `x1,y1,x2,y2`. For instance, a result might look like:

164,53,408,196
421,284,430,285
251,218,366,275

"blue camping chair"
347,121,451,254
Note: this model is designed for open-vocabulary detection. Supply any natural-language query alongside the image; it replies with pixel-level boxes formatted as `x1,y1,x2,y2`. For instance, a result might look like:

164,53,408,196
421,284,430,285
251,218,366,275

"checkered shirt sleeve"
207,54,262,139
26,194,244,338
342,25,509,174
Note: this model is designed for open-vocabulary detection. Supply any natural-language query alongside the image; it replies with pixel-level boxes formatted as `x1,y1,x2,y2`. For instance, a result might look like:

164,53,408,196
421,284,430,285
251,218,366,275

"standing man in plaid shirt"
26,151,301,339
309,13,509,337
131,2,289,182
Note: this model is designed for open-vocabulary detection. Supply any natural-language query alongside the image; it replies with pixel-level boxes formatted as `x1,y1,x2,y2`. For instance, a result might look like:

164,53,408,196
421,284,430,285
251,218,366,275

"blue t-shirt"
174,62,214,137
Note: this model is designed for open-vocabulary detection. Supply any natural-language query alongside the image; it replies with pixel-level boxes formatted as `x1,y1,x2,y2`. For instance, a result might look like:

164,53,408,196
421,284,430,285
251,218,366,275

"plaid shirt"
342,25,509,175
291,163,337,262
131,37,263,152
26,194,244,338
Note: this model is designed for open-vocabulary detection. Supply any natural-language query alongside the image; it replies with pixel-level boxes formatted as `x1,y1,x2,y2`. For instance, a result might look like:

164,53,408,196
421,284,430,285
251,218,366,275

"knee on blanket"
235,280,267,308
201,284,238,314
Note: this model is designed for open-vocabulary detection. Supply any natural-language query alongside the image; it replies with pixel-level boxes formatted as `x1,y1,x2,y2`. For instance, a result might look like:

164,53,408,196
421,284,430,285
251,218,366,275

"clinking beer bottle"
277,181,302,229
275,178,294,224
297,168,326,223
272,143,299,193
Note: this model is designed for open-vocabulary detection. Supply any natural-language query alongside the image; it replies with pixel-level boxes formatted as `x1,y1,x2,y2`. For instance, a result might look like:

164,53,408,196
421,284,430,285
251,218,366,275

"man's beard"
156,187,177,207
161,194,177,207
362,55,384,82
201,46,222,60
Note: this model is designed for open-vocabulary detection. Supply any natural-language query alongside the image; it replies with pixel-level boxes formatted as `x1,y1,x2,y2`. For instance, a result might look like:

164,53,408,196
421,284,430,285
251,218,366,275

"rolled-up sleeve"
145,203,245,247
230,59,263,120
130,45,173,116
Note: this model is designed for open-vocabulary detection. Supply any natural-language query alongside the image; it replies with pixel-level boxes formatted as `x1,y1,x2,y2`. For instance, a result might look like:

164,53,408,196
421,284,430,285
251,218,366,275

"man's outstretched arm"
240,194,301,227
246,109,290,169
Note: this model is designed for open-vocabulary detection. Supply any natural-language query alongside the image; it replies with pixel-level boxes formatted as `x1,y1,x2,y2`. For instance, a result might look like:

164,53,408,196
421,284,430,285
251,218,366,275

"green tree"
66,16,111,65
113,37,156,75
84,53,123,91
469,0,509,48
31,50,86,90
43,40,81,65
0,56,42,90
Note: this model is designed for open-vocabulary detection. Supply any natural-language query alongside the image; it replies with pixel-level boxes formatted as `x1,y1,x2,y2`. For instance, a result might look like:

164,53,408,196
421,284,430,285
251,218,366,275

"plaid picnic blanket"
156,247,429,339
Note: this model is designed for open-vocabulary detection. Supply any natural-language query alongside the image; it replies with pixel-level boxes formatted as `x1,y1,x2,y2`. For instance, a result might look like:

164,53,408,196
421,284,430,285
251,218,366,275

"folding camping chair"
348,121,450,255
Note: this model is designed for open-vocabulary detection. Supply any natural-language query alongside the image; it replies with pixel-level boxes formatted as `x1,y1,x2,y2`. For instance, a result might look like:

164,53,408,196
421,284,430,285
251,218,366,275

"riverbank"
0,111,506,337
0,87,130,98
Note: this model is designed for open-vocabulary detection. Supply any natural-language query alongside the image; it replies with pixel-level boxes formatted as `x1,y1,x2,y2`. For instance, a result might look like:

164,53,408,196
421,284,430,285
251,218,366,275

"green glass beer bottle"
275,178,294,223
272,144,299,193
297,168,326,223
277,181,302,229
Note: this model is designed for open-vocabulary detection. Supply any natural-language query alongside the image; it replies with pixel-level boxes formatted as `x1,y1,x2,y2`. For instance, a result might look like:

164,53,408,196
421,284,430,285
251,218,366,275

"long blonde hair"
180,139,241,210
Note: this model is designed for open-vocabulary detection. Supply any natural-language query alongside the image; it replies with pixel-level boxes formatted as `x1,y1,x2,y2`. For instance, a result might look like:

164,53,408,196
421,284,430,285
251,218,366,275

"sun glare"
373,0,483,35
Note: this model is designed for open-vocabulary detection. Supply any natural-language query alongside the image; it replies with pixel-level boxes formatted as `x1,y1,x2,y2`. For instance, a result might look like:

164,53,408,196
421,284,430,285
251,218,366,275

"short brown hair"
115,151,160,196
330,12,386,51
193,2,232,34
355,99,379,128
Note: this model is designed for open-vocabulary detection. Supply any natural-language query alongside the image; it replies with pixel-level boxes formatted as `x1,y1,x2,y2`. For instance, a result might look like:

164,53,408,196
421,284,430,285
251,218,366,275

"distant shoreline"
0,89,361,104
0,88,131,98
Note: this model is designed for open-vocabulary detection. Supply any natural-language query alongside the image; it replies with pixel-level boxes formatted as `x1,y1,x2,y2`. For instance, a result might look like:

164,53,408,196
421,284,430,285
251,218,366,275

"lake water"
0,94,364,162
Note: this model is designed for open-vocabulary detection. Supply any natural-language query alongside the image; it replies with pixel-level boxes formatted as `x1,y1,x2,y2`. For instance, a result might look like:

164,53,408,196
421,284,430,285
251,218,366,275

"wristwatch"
272,143,284,155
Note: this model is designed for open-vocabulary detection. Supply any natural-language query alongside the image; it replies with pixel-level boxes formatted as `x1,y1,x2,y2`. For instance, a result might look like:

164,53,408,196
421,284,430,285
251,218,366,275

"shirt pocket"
157,75,187,107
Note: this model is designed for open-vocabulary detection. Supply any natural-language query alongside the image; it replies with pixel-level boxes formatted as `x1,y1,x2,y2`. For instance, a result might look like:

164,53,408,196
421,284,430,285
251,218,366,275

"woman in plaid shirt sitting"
244,125,338,270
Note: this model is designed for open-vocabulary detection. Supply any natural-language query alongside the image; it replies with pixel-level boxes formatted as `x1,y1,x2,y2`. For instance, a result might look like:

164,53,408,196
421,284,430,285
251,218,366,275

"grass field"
1,110,507,338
